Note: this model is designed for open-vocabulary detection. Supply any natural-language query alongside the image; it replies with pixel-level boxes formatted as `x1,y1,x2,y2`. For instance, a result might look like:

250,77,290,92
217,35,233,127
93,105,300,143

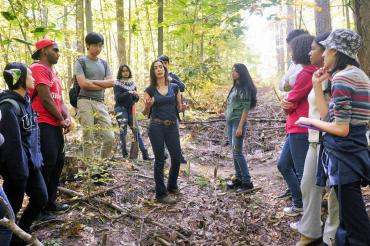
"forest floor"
33,87,370,246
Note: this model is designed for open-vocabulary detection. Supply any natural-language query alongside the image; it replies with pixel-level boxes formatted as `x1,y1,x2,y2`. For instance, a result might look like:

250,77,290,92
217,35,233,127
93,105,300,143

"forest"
0,0,369,245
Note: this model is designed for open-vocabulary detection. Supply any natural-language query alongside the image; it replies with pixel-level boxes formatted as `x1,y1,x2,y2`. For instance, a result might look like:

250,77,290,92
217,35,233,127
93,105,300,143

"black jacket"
114,80,139,114
0,91,43,180
169,72,185,92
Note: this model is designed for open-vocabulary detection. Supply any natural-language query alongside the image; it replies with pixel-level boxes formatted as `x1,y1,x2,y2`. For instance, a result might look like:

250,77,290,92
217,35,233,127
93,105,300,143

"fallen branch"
180,118,285,125
0,197,43,246
58,187,189,241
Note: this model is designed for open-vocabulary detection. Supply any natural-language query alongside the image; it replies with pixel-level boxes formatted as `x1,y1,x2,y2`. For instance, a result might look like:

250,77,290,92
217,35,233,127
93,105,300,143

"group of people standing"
0,27,369,245
273,28,369,245
0,32,188,245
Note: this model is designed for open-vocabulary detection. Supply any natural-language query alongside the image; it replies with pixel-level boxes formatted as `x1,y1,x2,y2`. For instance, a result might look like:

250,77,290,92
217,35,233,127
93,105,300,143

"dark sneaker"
277,189,292,199
46,203,70,212
142,152,154,161
235,182,254,193
283,205,303,217
156,195,176,204
226,179,242,189
38,211,57,221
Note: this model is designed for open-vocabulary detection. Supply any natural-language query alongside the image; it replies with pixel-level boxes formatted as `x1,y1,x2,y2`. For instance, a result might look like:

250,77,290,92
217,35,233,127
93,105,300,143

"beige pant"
77,98,115,159
298,143,339,245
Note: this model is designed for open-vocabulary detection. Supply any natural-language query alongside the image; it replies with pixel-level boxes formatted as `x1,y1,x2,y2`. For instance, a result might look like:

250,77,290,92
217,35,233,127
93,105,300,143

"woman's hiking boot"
226,179,242,189
235,182,254,193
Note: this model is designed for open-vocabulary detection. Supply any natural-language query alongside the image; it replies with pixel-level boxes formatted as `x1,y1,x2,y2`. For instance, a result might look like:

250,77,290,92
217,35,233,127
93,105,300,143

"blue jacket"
0,90,43,181
316,125,370,187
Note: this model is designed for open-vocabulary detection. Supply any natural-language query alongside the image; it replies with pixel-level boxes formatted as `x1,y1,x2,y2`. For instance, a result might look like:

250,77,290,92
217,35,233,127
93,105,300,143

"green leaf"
12,38,32,46
31,26,47,34
1,11,16,21
48,0,65,6
1,39,12,45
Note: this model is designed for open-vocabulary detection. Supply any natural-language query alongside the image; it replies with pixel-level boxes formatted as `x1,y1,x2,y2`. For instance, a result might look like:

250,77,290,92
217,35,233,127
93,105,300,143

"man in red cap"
29,38,72,220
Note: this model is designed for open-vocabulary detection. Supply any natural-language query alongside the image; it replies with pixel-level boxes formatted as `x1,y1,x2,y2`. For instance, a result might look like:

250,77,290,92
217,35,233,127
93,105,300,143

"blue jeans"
277,133,309,208
0,186,13,246
115,107,147,156
148,122,181,199
227,119,251,184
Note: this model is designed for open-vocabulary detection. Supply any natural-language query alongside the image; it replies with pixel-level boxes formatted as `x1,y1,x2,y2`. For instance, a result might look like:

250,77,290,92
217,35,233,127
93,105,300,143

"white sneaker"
290,221,299,232
283,206,303,217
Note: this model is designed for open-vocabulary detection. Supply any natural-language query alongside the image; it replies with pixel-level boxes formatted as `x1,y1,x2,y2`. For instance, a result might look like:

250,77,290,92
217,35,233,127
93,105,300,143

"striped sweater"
329,66,370,125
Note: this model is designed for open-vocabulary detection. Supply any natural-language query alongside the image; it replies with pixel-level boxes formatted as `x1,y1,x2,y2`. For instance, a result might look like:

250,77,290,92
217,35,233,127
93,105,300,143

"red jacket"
284,65,318,134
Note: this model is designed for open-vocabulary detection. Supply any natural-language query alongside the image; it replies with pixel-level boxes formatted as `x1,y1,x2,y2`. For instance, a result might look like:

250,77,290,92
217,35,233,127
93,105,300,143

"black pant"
334,182,370,246
39,124,65,210
148,122,181,199
2,169,47,231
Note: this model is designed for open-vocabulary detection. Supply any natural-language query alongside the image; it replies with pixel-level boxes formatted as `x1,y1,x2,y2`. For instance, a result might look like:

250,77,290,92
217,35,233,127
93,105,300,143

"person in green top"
225,63,257,193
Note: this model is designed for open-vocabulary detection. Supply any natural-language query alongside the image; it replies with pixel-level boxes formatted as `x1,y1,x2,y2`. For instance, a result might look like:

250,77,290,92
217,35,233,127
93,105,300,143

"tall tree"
116,0,126,64
76,0,85,54
286,3,294,63
314,0,332,35
128,0,132,64
85,0,93,33
64,6,72,86
354,0,370,77
158,0,163,56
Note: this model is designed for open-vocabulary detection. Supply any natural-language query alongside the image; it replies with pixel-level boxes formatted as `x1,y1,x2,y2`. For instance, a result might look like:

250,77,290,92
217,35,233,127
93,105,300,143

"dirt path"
33,88,370,245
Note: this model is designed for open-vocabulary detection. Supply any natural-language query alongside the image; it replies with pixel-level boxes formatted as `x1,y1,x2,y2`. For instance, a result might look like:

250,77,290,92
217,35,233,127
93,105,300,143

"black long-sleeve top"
114,80,139,114
169,72,185,92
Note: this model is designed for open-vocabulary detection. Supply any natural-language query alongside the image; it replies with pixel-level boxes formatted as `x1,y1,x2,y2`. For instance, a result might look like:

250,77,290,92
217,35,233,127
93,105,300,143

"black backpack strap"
100,59,108,77
0,98,23,116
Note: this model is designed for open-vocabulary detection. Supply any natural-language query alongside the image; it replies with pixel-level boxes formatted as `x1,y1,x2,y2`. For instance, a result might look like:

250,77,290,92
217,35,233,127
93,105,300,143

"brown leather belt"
151,118,176,126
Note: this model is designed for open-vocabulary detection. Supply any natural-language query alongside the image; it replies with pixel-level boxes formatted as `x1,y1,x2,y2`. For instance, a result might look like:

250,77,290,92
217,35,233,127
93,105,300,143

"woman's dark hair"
286,29,308,44
314,32,330,51
85,32,104,45
290,34,314,65
330,51,360,75
3,62,28,90
158,55,169,63
150,60,169,87
117,64,132,80
228,63,257,109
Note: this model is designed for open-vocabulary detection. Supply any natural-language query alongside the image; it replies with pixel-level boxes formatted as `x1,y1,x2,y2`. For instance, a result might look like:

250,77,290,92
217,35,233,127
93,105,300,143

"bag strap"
0,98,23,116
100,59,108,77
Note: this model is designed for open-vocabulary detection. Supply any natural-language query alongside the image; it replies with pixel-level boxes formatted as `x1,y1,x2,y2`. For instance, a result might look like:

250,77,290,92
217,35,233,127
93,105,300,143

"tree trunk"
85,0,93,33
354,0,370,77
314,0,332,35
145,4,156,58
64,6,72,88
158,0,164,56
275,24,285,73
286,3,294,63
76,0,85,54
116,0,126,64
128,0,132,64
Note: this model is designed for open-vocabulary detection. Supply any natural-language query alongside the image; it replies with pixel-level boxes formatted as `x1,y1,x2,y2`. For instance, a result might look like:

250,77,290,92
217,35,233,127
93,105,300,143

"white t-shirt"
279,63,303,92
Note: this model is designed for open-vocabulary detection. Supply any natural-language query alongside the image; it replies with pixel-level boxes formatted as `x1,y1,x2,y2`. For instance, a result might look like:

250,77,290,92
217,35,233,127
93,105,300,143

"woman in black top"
143,60,186,204
0,62,48,245
114,64,152,160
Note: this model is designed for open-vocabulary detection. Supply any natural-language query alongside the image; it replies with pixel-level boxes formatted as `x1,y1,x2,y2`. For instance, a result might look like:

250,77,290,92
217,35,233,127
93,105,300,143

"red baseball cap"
32,39,58,60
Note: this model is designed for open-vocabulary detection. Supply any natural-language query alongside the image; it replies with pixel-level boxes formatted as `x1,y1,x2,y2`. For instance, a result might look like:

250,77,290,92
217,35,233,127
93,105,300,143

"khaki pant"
77,98,115,159
298,143,339,245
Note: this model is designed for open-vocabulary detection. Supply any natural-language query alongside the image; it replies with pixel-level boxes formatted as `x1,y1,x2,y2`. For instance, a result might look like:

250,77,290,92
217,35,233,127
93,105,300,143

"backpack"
0,98,24,117
69,57,108,108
